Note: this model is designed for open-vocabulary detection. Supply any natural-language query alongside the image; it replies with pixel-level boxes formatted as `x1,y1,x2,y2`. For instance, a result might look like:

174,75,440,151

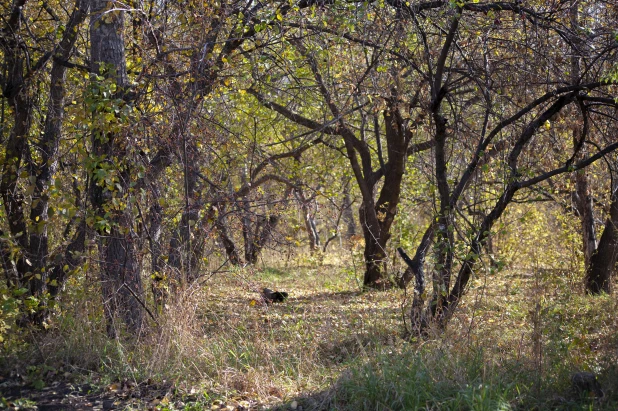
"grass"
2,249,618,410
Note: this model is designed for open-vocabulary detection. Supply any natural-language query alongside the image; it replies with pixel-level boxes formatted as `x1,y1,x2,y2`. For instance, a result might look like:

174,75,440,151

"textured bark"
0,0,88,324
585,183,618,294
245,215,280,265
295,188,320,252
360,107,407,287
148,201,166,307
341,180,356,240
90,0,144,336
214,204,243,266
432,112,454,314
29,0,90,302
424,10,460,315
0,17,34,288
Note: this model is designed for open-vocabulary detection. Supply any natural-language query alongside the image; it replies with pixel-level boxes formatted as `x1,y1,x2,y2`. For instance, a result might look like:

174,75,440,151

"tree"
89,0,144,336
390,1,618,331
248,11,434,287
1,0,89,324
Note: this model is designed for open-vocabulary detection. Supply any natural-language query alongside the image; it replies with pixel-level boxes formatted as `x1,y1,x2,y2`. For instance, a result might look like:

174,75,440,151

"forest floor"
1,252,618,410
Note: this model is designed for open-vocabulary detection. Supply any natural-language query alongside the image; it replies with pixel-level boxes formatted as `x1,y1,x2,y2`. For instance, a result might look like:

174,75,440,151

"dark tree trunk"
569,4,597,271
574,170,597,267
29,0,90,308
167,206,201,283
246,215,280,265
0,0,89,325
585,183,618,294
360,107,407,288
0,26,34,289
214,204,243,265
359,202,388,286
90,0,144,337
432,111,454,314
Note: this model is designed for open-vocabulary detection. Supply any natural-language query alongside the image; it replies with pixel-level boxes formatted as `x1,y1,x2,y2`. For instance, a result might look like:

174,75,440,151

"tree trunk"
90,0,144,337
246,215,280,265
214,204,243,265
29,0,90,311
148,201,166,308
569,4,597,270
585,182,618,294
295,188,320,252
574,170,597,267
359,202,388,286
341,179,356,240
359,107,407,288
0,0,89,325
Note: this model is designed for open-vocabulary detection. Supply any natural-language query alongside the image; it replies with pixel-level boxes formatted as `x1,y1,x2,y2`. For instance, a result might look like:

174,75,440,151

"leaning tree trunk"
90,0,144,337
585,181,618,294
214,204,243,265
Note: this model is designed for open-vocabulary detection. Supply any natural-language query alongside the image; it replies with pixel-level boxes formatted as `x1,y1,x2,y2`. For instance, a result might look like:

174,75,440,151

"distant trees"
248,12,436,287
248,0,618,324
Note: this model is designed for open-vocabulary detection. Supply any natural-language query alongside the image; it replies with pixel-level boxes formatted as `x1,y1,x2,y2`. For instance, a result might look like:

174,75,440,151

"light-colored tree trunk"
90,0,144,337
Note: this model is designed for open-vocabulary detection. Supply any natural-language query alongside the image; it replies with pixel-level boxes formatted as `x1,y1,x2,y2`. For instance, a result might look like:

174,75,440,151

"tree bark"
569,3,597,271
585,181,618,294
214,204,243,266
341,178,356,240
295,188,321,252
0,0,89,324
90,0,144,337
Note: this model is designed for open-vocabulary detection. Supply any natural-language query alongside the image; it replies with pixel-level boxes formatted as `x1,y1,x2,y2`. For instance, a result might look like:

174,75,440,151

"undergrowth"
1,250,617,410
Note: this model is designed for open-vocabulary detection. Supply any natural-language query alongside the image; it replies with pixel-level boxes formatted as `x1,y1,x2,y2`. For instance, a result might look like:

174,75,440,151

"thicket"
1,0,618,409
